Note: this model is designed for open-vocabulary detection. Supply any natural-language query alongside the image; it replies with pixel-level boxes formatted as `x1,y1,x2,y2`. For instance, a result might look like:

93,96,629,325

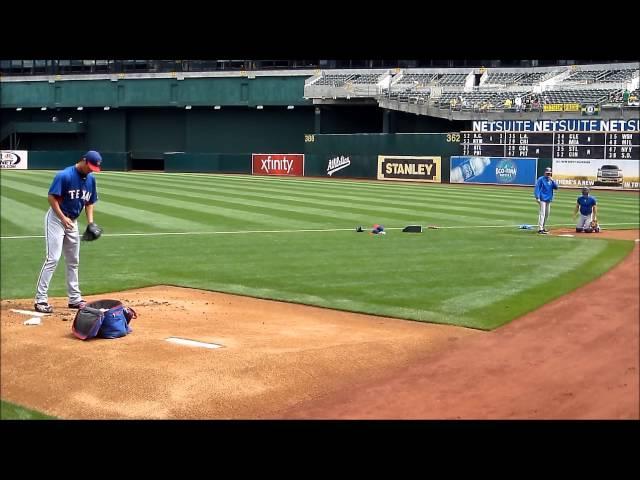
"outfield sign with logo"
326,155,351,176
0,150,29,169
449,156,537,185
473,119,639,132
543,103,581,112
552,158,639,190
377,156,441,183
252,154,304,176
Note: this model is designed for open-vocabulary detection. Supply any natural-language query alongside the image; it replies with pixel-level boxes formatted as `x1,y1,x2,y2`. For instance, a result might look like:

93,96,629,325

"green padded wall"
304,133,460,180
164,153,251,173
26,151,129,171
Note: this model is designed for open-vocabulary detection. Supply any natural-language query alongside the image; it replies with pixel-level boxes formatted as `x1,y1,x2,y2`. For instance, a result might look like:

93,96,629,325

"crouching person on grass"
574,187,597,233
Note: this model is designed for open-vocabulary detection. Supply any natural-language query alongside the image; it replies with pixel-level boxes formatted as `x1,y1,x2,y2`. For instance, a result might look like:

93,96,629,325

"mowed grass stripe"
1,174,638,232
0,195,48,233
0,171,552,218
437,239,607,314
88,199,209,231
100,189,336,230
98,170,638,209
99,179,387,226
11,175,635,232
99,174,544,223
1,212,38,237
0,186,158,236
101,172,640,222
5,173,330,231
2,173,514,233
159,172,617,205
99,177,516,226
3,171,636,231
14,169,640,209
122,172,538,205
4,172,638,231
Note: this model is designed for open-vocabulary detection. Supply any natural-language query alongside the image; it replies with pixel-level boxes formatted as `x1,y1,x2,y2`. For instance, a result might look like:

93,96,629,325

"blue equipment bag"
72,299,137,340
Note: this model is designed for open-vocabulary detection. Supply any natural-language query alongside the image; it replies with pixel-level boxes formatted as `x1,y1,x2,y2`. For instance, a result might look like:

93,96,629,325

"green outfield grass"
2,171,638,331
0,400,56,420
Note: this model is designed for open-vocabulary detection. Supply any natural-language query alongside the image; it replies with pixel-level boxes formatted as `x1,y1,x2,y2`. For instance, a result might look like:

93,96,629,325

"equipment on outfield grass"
402,225,422,233
370,224,385,235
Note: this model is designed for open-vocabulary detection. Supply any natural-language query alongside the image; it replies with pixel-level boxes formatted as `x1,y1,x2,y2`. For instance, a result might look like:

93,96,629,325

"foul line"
1,222,638,240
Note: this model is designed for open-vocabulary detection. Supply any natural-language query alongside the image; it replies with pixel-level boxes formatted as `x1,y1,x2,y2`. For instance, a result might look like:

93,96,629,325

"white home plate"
165,337,223,349
557,234,575,237
11,309,51,317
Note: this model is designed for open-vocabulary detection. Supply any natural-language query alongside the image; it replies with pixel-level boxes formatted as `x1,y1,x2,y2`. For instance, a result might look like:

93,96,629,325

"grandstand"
434,73,468,85
392,73,438,86
311,73,359,86
541,88,615,105
1,60,638,153
483,72,524,85
309,72,386,87
564,67,638,84
7,60,635,77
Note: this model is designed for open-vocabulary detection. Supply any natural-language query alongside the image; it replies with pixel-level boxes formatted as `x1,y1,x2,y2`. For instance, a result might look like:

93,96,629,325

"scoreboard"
460,131,639,160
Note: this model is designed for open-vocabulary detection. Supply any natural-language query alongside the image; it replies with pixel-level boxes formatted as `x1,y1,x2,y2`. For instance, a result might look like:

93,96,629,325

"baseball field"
1,170,638,419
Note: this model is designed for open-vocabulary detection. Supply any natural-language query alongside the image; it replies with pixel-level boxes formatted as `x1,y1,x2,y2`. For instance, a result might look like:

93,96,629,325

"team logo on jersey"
68,189,92,201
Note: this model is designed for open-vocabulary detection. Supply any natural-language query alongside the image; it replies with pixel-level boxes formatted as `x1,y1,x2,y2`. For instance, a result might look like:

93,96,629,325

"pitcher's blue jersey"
577,195,597,215
48,166,98,219
534,176,558,202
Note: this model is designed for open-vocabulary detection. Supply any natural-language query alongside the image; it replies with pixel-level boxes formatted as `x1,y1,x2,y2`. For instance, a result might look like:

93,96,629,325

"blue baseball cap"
83,150,102,172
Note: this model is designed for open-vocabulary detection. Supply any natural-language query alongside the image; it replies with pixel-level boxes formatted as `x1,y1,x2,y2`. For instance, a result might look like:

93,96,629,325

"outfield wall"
0,139,554,184
303,133,459,182
0,150,130,171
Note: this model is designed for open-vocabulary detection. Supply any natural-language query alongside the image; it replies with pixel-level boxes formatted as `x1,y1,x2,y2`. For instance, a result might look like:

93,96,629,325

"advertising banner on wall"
377,156,441,183
450,156,538,185
326,155,351,176
472,119,639,132
252,154,304,176
552,158,639,190
0,150,29,170
543,103,581,112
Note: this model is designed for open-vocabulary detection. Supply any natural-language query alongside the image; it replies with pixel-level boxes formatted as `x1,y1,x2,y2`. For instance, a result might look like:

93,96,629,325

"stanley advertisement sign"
377,156,442,183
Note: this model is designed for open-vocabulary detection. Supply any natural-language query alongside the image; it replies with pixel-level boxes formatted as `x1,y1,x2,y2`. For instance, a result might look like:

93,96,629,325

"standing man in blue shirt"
573,187,597,233
534,166,559,234
34,151,102,313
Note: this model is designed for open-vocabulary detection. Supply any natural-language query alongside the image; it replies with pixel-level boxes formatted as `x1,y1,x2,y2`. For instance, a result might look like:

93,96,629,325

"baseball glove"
81,222,103,241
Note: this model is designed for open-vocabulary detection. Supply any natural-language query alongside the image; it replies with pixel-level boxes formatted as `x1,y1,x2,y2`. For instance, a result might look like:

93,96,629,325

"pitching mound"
3,235,638,419
548,228,639,241
0,286,474,419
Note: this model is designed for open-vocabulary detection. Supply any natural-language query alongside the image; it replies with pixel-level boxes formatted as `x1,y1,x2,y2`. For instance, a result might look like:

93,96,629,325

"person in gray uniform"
34,151,102,313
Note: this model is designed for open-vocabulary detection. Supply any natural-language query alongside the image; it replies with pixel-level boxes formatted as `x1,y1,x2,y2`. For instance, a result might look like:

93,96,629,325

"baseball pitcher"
34,151,103,313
